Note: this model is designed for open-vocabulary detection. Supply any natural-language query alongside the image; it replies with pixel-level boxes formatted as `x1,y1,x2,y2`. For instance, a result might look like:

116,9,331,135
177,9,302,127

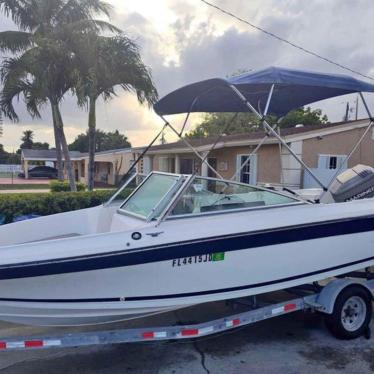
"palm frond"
75,0,112,18
0,0,39,30
54,0,112,24
0,77,28,121
71,34,158,107
72,19,121,34
0,30,33,52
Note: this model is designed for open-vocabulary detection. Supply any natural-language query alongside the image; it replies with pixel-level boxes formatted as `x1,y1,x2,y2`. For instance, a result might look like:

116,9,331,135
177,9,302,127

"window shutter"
249,154,258,185
318,155,329,169
336,155,348,170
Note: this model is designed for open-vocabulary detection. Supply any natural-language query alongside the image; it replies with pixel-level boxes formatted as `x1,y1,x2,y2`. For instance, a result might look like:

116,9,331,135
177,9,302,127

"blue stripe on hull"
0,255,372,303
0,214,374,280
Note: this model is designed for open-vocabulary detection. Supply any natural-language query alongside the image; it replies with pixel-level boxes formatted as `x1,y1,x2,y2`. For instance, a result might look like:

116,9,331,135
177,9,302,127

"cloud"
1,0,374,150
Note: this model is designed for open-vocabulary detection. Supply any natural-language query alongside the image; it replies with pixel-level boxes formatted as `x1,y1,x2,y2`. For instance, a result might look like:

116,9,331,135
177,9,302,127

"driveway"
0,301,372,373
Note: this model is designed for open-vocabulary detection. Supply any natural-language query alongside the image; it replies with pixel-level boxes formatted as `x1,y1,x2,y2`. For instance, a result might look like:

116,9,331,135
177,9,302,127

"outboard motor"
330,164,374,202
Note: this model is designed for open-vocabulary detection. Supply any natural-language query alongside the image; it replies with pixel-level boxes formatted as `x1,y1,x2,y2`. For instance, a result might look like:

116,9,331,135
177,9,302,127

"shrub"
50,180,86,192
0,190,114,224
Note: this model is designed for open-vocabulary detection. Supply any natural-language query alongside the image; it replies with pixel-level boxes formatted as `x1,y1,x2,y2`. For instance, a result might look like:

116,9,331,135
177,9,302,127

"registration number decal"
172,252,225,267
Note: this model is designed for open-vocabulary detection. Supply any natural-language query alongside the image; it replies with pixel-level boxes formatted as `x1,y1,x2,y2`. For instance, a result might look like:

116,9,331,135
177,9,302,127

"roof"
148,118,371,153
80,147,132,157
21,149,83,161
154,66,374,116
21,147,135,161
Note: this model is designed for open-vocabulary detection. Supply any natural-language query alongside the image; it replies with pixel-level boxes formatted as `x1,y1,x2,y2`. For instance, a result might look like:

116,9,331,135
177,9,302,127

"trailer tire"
325,285,372,340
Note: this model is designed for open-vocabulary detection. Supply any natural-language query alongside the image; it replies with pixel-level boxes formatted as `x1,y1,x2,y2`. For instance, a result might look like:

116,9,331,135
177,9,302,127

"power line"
200,0,374,82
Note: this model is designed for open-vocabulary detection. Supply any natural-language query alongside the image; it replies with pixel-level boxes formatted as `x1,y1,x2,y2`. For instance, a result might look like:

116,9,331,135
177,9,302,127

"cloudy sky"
1,0,374,151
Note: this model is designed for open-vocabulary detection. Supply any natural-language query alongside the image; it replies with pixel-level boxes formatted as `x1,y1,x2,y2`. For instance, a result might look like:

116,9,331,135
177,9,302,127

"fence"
0,164,22,173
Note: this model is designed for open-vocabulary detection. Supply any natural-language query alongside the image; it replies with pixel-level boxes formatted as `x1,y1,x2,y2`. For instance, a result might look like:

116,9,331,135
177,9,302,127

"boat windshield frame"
117,171,187,221
116,171,305,224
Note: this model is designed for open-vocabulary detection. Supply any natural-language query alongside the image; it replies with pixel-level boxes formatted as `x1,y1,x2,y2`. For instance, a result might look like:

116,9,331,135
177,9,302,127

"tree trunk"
52,102,77,192
87,96,96,191
52,111,64,181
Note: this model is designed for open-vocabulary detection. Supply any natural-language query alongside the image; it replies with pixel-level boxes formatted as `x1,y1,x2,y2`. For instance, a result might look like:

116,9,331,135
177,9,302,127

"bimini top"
154,66,374,117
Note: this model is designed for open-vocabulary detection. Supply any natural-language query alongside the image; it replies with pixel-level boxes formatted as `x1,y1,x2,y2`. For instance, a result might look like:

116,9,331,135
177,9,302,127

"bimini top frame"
152,66,374,194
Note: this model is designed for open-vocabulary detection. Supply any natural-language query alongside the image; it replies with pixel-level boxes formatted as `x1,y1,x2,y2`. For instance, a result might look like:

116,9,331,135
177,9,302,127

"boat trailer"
0,273,372,352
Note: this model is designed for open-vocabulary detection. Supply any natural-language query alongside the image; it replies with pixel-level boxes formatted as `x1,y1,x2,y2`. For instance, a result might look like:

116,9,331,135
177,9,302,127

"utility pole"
344,102,350,122
160,130,166,145
355,94,359,120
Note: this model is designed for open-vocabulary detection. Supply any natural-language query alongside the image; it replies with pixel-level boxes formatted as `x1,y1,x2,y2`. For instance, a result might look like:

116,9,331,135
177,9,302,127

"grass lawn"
0,184,49,190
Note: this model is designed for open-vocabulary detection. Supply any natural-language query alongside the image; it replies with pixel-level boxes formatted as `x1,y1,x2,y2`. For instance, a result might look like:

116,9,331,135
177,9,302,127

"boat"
0,66,374,326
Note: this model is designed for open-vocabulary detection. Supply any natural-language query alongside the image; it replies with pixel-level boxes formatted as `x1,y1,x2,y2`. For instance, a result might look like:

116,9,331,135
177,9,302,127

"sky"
1,0,374,151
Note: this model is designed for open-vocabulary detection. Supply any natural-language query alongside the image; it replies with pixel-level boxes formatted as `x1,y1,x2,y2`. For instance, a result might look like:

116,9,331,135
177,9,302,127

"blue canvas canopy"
154,66,374,117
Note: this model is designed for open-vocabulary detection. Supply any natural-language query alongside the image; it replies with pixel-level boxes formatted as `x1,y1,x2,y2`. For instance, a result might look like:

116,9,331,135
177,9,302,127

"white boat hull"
0,205,373,325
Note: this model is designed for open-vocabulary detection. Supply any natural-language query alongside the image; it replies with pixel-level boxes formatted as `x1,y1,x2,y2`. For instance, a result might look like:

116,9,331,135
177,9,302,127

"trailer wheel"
325,286,372,340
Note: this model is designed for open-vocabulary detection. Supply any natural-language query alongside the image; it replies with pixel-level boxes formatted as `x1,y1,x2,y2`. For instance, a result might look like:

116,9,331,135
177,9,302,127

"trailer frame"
0,274,372,352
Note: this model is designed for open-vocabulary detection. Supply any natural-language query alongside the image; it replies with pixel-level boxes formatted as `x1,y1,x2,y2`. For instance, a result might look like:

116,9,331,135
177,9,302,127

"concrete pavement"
0,300,372,373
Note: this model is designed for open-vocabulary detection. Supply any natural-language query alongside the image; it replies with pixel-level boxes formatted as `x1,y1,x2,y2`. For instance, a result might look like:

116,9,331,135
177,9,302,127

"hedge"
0,190,114,224
50,180,86,192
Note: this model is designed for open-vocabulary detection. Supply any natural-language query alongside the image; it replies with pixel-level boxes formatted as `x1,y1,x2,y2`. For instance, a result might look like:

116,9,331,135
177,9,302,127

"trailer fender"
316,279,373,315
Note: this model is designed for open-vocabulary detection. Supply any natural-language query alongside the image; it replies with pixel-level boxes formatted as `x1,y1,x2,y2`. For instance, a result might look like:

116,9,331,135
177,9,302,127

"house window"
236,154,257,185
159,157,171,172
180,158,194,174
239,155,251,183
318,154,347,170
329,156,337,169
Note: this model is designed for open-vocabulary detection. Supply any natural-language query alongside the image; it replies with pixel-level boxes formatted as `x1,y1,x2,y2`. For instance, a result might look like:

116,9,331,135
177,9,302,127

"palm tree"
0,0,118,190
1,38,80,189
73,34,158,190
20,130,34,149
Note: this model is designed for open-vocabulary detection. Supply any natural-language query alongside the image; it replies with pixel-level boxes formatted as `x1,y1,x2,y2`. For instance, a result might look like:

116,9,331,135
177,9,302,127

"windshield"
170,178,299,216
105,173,146,206
120,173,181,219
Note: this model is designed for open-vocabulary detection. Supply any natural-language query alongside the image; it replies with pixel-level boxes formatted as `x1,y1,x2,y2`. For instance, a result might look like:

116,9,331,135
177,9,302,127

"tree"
69,129,131,152
278,107,328,128
186,107,329,138
68,132,89,152
101,130,131,151
20,129,34,149
72,34,158,190
32,141,49,150
16,129,49,153
0,143,8,163
0,0,117,190
186,112,259,139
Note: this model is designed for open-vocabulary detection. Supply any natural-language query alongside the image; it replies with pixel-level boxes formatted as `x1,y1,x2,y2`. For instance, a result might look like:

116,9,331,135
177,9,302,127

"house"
143,118,374,189
21,148,138,186
20,118,374,189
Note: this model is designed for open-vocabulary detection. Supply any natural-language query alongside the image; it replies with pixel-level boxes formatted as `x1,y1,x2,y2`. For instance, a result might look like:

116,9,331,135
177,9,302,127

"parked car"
18,166,58,179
